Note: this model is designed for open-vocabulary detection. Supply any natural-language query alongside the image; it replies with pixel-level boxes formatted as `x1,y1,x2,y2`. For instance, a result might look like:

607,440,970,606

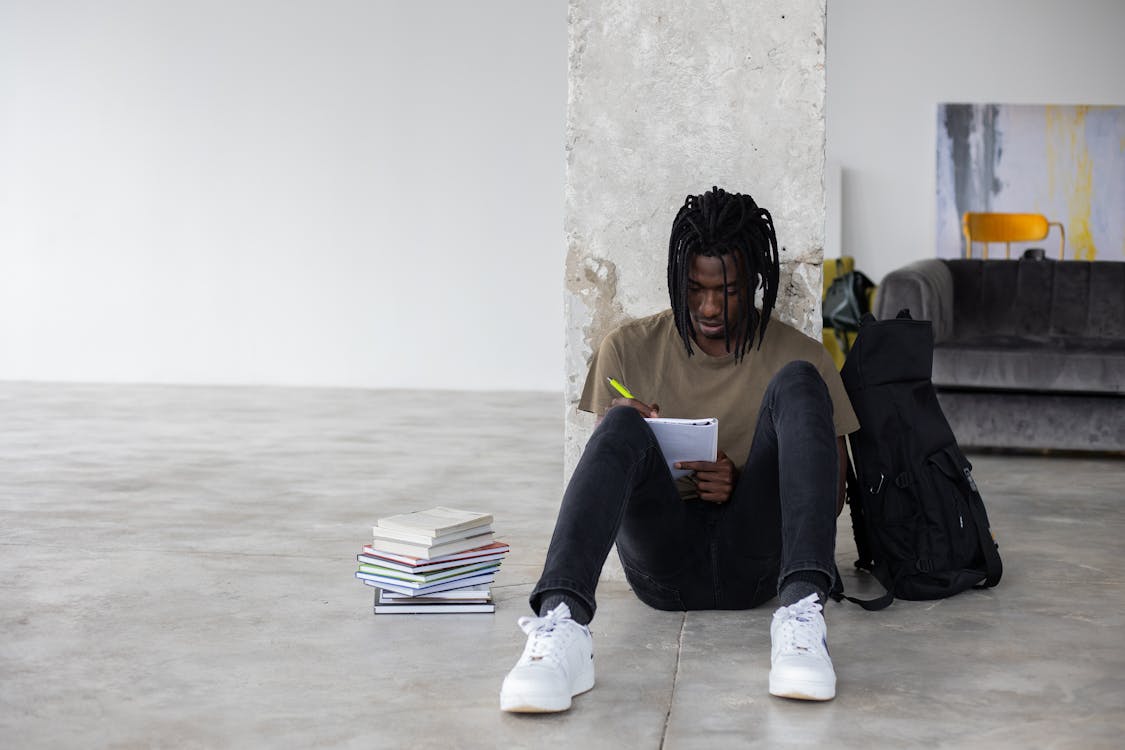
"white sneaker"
769,593,837,701
499,603,595,713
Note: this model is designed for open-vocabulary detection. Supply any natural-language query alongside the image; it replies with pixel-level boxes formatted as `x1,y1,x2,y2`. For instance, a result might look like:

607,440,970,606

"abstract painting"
936,104,1125,260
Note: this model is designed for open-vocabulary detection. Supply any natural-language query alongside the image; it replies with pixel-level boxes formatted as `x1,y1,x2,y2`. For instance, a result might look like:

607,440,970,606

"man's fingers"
688,470,733,488
680,451,735,503
677,457,732,471
608,397,660,418
676,460,714,471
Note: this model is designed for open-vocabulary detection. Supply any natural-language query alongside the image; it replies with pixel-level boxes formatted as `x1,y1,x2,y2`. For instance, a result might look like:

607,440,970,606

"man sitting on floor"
500,186,858,712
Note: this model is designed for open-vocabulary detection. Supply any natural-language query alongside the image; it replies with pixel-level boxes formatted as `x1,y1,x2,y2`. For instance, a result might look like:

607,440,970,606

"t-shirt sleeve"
577,333,624,414
812,345,860,436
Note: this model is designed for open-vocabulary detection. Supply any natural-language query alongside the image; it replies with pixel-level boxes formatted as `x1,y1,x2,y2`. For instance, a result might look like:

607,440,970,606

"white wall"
9,1,1121,391
0,0,566,391
825,0,1125,281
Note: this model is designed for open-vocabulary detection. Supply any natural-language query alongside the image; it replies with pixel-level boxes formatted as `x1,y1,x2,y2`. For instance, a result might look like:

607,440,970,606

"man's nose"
700,290,723,317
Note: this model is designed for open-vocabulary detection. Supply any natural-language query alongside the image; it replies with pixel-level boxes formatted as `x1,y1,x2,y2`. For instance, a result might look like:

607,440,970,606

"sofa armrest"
873,259,954,342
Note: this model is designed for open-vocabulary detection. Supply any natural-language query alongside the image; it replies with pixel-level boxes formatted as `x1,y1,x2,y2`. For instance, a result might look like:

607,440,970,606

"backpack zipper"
959,468,973,529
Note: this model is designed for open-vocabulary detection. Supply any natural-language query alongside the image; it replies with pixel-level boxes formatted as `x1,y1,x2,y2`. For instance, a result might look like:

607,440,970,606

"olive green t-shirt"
578,309,859,498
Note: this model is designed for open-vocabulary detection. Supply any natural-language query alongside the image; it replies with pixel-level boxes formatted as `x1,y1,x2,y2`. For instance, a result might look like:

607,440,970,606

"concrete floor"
2,382,1124,749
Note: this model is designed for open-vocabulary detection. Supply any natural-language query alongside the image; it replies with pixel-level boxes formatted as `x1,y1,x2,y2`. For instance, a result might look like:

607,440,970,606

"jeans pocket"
621,564,685,611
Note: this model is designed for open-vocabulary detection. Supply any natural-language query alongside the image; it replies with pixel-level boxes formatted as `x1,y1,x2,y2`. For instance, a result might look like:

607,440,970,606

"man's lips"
696,320,725,334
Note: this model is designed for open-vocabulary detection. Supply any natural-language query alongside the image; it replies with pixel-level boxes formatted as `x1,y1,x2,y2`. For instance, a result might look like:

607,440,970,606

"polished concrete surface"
2,382,1123,749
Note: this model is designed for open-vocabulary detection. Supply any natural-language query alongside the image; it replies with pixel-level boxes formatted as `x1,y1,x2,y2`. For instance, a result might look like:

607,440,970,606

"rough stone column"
564,0,827,483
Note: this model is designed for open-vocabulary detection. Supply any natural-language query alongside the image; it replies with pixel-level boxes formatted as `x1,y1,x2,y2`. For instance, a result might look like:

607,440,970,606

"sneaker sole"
768,675,835,702
500,672,595,713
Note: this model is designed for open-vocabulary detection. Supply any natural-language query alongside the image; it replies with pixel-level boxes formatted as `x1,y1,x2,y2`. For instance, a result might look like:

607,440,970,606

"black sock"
537,591,592,625
778,570,831,608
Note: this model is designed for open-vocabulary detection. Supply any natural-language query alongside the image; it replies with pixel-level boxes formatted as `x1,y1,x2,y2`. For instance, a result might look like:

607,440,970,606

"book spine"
371,525,493,547
357,561,500,584
373,604,495,614
368,533,495,560
361,542,510,566
356,571,497,595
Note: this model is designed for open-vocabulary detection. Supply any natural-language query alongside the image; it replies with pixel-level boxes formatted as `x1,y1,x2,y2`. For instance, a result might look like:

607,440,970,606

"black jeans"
530,360,839,620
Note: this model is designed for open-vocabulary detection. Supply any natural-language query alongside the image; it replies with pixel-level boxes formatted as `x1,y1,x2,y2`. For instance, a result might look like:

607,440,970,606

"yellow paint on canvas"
1070,148,1096,260
1045,106,1062,198
1044,106,1097,260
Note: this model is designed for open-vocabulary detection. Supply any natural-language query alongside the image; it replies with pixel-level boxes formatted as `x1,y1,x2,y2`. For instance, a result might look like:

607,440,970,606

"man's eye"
726,287,739,296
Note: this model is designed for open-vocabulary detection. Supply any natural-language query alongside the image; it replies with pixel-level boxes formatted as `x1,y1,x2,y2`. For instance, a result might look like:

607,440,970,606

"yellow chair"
822,257,876,369
962,212,1066,260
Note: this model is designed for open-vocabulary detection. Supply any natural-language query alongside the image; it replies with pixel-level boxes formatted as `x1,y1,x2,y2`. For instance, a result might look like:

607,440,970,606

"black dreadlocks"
666,186,781,362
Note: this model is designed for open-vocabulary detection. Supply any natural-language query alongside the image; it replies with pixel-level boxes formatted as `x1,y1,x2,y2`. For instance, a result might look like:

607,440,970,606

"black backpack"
833,309,1003,610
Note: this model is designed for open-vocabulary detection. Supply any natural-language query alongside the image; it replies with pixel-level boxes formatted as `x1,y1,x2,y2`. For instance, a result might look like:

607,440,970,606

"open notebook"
643,417,719,479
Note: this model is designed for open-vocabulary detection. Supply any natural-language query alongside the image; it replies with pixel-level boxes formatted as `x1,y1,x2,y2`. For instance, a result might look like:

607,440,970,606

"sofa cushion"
934,336,1125,394
944,259,1125,341
935,390,1125,451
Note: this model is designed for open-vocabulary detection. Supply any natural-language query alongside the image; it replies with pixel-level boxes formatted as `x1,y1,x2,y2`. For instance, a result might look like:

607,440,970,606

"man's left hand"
675,451,738,504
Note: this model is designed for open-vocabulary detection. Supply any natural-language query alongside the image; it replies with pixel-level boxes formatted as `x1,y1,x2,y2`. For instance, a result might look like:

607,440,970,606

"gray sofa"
873,257,1125,452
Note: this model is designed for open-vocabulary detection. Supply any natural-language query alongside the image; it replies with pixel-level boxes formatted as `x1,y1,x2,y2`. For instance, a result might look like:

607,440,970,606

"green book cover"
356,559,500,584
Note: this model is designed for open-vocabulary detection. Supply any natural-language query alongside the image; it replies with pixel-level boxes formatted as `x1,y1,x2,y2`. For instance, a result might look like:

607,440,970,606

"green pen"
606,377,635,400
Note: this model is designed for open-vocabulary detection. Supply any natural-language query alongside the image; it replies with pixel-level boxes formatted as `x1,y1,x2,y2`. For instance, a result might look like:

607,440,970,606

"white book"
644,417,719,479
374,583,492,602
376,507,493,537
371,523,494,546
357,549,507,575
368,530,495,560
360,541,510,569
374,602,495,614
354,571,496,596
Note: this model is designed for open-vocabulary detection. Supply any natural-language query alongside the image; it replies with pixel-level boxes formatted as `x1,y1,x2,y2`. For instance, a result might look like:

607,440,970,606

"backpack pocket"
922,445,986,572
865,468,919,567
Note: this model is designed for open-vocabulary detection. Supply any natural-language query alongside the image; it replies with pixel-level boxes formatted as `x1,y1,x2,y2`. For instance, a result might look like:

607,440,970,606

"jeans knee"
599,404,647,431
766,360,829,403
591,404,665,459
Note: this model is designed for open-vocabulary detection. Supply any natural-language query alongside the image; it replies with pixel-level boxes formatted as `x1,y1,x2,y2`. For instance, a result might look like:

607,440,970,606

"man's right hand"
595,398,660,427
609,397,660,419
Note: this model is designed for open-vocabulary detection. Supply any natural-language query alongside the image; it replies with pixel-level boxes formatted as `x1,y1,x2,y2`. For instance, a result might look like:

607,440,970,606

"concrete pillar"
564,0,828,479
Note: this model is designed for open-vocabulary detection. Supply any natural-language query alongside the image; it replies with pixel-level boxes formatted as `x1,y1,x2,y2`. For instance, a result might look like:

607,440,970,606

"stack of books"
356,507,509,614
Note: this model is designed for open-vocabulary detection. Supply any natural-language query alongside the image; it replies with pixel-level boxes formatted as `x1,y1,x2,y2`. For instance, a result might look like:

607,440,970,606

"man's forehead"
688,253,743,282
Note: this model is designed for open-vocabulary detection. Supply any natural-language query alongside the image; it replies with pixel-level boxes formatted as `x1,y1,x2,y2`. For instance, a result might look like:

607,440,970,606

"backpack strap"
831,450,897,611
966,487,1003,588
836,570,896,611
844,455,871,566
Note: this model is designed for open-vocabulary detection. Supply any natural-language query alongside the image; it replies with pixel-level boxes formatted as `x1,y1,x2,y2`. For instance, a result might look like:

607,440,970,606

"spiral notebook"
643,417,719,479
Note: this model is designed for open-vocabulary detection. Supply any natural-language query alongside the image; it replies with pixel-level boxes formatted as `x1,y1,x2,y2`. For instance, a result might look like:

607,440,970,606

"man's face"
687,253,747,355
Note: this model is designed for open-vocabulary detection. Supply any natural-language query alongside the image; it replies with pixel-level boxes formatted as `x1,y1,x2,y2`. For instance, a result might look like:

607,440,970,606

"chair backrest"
962,212,1066,259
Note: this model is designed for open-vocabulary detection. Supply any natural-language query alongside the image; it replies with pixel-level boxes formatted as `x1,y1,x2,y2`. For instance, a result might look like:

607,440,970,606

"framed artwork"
936,103,1125,260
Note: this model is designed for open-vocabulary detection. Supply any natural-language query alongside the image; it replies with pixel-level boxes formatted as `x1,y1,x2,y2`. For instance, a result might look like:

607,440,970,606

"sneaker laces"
773,593,826,656
517,603,578,663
